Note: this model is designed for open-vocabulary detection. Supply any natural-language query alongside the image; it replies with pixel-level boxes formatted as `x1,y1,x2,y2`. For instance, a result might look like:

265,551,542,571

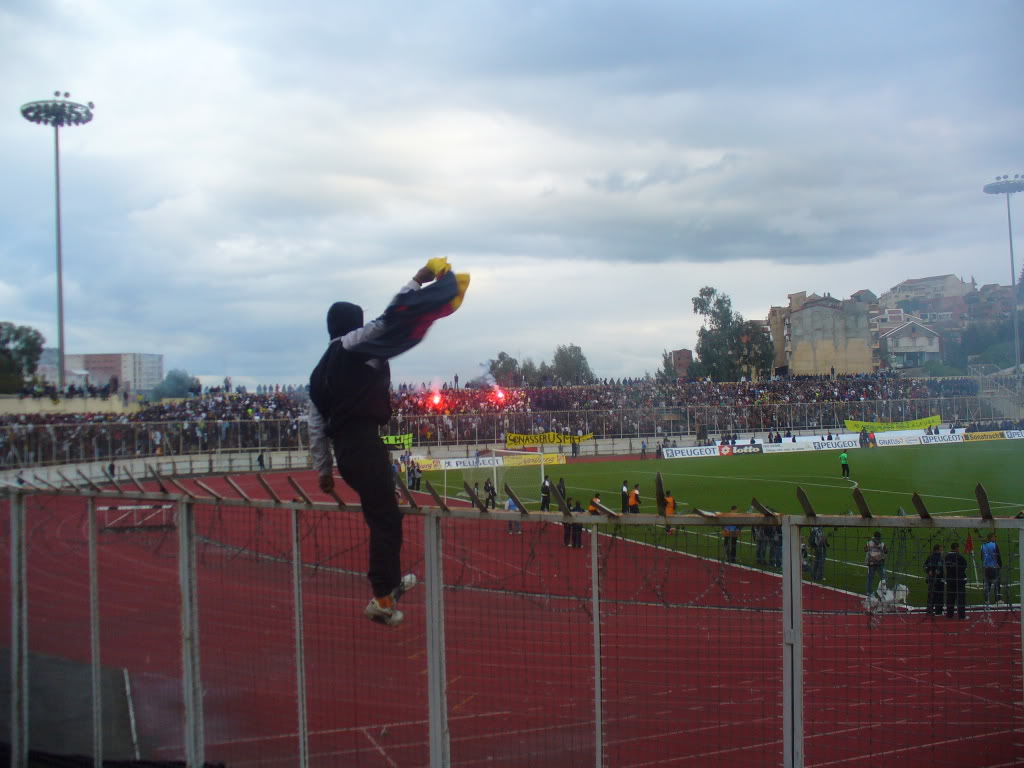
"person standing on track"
723,506,740,563
944,541,968,620
309,261,469,628
809,525,828,581
664,490,676,535
981,533,1002,604
628,483,641,514
505,494,523,535
483,477,497,509
621,480,629,515
864,531,888,595
924,543,945,616
540,475,552,511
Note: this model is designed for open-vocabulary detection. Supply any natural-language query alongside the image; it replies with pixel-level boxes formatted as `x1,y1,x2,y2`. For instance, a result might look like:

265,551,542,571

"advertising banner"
382,433,413,450
720,444,764,456
663,446,720,460
921,433,964,445
504,453,567,467
1005,430,1024,440
505,432,593,447
439,457,504,470
812,439,858,451
763,442,815,454
844,415,941,433
876,435,922,447
962,431,1006,442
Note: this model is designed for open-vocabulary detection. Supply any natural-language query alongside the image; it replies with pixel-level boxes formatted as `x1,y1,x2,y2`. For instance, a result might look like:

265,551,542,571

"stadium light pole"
20,91,95,391
983,175,1024,376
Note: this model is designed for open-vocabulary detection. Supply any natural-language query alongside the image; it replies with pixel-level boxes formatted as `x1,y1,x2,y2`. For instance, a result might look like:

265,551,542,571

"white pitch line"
360,727,399,768
650,469,1023,508
866,662,1019,711
809,726,1022,768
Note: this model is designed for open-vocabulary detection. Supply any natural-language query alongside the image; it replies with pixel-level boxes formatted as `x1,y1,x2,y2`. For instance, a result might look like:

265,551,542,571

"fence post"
591,523,603,768
9,491,28,768
88,498,103,767
1020,528,1024,710
424,510,450,767
290,506,310,768
782,517,804,768
177,500,205,767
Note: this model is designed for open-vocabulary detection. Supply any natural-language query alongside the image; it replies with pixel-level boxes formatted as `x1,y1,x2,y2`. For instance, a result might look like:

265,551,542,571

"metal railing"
3,396,1020,470
3,470,1023,768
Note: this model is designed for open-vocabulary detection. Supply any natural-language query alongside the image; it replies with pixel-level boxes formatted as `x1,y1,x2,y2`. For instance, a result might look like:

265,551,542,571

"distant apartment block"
38,350,163,393
670,349,693,378
878,319,941,369
879,274,974,308
767,291,873,376
969,283,1016,325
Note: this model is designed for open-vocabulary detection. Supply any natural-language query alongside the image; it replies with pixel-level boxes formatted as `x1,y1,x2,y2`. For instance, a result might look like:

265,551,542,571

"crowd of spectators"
391,373,983,417
1,373,1019,468
18,382,120,401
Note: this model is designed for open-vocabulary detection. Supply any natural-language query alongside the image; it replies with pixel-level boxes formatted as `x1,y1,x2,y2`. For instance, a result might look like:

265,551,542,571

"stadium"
2,372,1022,767
4,4,1023,767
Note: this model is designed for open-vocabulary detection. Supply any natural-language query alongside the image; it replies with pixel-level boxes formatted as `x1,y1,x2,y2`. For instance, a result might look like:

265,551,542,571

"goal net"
453,449,568,511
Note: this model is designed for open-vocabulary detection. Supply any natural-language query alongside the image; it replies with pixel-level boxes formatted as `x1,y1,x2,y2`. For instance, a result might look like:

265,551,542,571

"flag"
964,531,974,554
347,270,471,360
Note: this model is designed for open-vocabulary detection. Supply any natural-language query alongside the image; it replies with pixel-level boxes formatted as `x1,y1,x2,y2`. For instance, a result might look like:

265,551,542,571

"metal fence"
3,478,1022,768
3,395,1020,469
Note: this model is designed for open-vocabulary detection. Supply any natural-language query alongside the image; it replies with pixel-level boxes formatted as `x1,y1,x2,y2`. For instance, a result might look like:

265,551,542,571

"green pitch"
432,441,1024,607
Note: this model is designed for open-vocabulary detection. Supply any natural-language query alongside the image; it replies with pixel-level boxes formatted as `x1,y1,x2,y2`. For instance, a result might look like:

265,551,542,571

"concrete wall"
0,395,142,417
788,303,873,375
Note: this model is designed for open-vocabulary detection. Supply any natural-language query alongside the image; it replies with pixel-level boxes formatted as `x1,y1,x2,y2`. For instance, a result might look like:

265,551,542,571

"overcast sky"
2,0,1022,388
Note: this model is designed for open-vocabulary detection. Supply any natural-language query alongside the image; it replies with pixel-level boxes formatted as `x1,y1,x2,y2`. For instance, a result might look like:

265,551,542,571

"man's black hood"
327,302,363,338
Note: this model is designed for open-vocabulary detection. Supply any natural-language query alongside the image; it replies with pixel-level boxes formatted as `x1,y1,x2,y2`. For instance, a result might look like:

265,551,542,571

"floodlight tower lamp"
19,91,95,390
982,173,1024,376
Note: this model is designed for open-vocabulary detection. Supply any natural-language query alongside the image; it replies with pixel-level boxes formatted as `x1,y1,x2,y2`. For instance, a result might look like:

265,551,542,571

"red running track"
1,471,1020,767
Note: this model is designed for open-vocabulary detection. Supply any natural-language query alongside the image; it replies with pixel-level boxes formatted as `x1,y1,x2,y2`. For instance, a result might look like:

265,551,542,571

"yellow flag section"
506,432,593,447
381,434,413,450
504,453,567,467
413,454,566,471
844,415,940,433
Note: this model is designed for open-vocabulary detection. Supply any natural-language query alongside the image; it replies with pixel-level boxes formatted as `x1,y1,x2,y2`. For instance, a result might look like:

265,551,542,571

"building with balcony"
768,291,874,375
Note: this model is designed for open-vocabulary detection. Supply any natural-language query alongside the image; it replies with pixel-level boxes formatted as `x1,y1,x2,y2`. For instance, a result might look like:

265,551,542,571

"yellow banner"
505,432,593,447
382,434,413,450
962,431,1005,442
503,453,567,467
843,415,940,433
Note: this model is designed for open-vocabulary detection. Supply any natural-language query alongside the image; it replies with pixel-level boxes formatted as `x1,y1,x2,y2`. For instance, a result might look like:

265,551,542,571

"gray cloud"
2,0,1021,385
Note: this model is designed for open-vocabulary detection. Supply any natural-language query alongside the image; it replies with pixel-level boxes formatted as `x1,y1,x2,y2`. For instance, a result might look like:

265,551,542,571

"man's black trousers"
333,423,402,598
945,579,966,619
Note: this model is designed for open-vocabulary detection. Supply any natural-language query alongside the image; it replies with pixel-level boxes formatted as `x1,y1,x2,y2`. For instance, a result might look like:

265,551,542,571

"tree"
0,323,46,393
520,358,540,387
152,369,200,400
691,286,774,381
737,320,775,381
551,344,596,385
486,352,520,387
657,350,676,384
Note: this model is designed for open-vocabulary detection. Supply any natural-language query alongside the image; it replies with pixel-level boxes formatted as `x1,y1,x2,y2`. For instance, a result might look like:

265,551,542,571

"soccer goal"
451,448,567,510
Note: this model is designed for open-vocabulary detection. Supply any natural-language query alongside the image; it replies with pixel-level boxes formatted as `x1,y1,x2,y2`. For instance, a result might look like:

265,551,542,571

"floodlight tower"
20,91,95,391
982,174,1024,376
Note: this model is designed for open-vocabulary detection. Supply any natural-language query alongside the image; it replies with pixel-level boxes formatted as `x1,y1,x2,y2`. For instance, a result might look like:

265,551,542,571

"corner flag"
964,532,974,554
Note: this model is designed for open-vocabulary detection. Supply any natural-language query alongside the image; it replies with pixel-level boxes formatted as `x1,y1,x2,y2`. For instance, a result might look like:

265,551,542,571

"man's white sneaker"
365,598,404,627
392,573,418,602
